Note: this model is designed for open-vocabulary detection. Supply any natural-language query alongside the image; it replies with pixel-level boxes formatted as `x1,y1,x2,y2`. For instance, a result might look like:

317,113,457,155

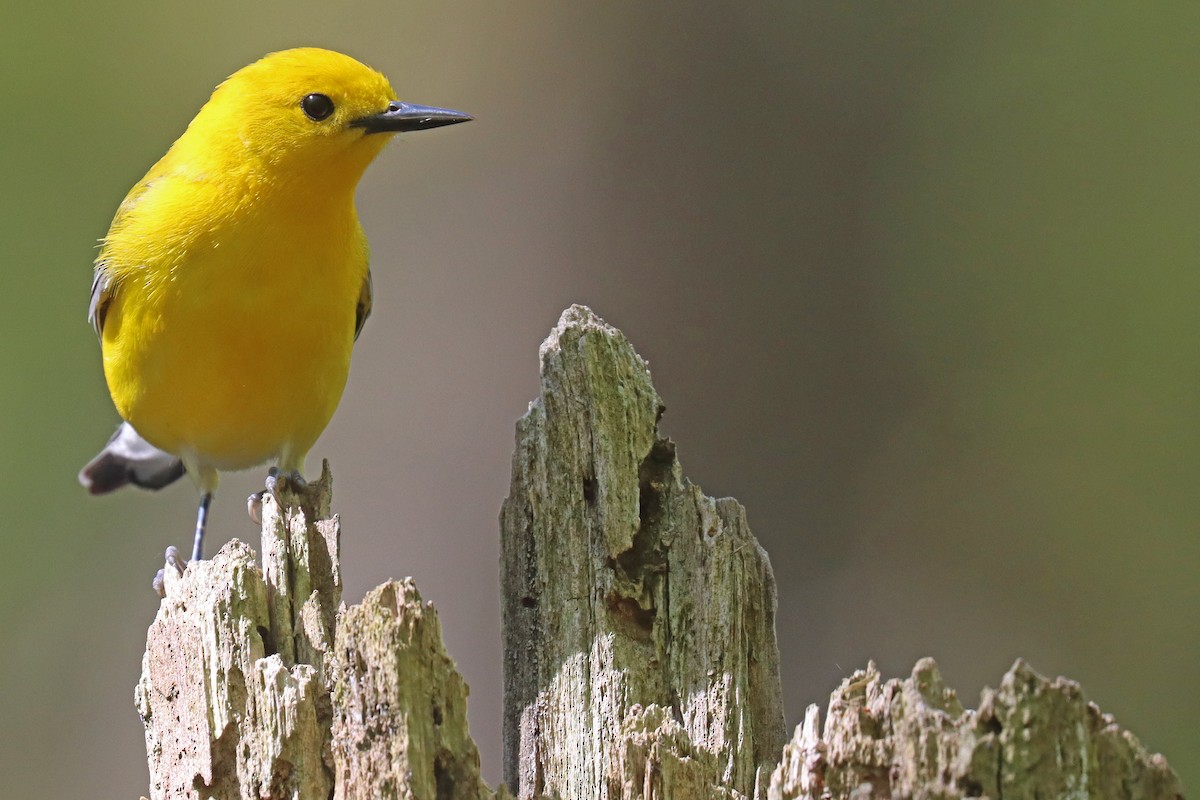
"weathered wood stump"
500,305,786,799
137,465,492,800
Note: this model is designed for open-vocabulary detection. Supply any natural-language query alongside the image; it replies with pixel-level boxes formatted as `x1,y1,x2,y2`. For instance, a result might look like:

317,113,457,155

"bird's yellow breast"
101,173,367,471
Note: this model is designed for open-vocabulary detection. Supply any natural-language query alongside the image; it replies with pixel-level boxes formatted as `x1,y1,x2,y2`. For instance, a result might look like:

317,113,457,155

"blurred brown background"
2,2,1196,794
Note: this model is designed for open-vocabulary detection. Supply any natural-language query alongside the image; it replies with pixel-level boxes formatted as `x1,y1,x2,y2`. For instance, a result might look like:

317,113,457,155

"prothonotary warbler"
79,48,471,574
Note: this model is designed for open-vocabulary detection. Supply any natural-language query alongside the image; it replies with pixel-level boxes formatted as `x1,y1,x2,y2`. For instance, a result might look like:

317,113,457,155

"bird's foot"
152,545,187,598
267,466,308,496
247,467,308,525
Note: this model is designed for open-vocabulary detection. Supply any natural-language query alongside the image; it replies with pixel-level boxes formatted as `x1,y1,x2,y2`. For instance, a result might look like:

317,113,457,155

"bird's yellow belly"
102,252,359,472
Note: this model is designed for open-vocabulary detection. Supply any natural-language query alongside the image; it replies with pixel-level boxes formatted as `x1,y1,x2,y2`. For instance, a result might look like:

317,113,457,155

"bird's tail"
79,422,185,494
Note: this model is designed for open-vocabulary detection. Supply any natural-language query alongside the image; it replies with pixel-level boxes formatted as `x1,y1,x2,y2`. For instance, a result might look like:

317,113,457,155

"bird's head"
180,48,471,188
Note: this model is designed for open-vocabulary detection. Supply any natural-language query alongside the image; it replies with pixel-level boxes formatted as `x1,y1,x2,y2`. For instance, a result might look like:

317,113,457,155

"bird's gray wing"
354,268,373,342
88,264,116,339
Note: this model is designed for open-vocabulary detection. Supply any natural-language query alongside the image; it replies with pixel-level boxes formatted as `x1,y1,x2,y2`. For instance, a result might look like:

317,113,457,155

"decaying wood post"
136,465,494,800
500,305,787,799
136,304,1182,799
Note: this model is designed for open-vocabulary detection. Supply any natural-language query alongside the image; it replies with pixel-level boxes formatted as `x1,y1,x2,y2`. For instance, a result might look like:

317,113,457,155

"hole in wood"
606,591,656,638
257,625,276,657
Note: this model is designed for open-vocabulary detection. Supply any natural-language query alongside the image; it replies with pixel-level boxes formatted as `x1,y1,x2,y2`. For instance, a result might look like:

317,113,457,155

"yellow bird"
79,48,471,567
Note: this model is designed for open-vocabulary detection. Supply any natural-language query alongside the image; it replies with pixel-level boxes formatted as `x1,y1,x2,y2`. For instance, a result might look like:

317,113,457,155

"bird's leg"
247,466,308,525
191,492,213,562
153,461,215,596
152,545,186,599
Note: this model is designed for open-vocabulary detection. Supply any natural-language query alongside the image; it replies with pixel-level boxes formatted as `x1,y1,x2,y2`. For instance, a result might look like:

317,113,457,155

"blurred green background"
2,2,1195,794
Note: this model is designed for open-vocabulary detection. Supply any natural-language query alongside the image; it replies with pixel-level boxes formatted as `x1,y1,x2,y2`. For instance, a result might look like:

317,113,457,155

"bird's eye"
301,93,335,121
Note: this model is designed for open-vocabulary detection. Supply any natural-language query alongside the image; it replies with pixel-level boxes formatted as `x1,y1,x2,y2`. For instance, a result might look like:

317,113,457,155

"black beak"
351,101,473,134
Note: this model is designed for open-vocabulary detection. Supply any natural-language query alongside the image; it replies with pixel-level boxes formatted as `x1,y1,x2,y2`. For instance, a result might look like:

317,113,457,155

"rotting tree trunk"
500,305,787,799
137,466,342,800
137,465,494,800
137,304,1182,800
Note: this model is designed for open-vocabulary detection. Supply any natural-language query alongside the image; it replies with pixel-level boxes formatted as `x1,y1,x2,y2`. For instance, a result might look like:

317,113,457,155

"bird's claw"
247,468,307,525
152,545,187,598
247,491,264,525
